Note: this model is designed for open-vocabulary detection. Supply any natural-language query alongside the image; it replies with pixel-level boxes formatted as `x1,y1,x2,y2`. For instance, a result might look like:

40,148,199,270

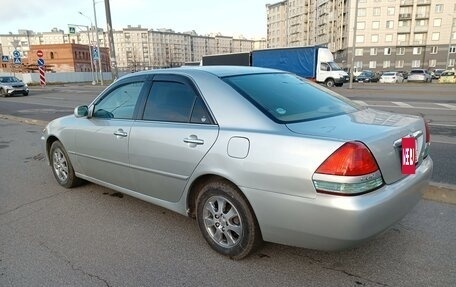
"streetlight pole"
104,0,119,80
348,0,359,89
79,12,97,85
93,0,104,85
69,23,96,85
447,16,455,69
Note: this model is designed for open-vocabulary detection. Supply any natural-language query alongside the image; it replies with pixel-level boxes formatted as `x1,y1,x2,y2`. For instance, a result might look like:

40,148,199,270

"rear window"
222,73,359,123
410,70,425,74
383,72,395,76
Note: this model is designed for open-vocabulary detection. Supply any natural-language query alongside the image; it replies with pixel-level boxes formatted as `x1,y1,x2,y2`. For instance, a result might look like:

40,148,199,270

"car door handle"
114,129,128,137
184,137,204,145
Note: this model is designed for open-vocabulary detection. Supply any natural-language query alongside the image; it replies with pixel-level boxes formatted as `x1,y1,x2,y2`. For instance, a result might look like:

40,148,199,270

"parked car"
380,71,404,83
407,69,432,82
0,76,29,97
438,70,456,84
42,66,433,259
355,70,380,82
431,69,446,79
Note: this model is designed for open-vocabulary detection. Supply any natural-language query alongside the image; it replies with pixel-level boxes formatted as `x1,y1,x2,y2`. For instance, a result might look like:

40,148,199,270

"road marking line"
435,103,456,110
353,100,368,106
392,101,413,108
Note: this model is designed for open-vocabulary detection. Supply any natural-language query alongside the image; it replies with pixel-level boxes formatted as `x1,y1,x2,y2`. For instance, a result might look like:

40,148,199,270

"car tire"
0,88,7,97
325,78,335,88
49,141,83,188
196,179,262,259
23,91,29,96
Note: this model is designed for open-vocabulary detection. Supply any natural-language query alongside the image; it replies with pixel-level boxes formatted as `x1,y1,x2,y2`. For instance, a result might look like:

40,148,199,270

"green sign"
69,26,76,34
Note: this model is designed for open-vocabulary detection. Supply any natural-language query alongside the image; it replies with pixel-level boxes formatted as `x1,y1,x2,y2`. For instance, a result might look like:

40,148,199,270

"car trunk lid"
286,108,427,184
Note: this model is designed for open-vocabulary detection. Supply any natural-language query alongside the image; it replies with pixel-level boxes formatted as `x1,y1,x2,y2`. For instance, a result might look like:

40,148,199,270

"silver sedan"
42,66,433,259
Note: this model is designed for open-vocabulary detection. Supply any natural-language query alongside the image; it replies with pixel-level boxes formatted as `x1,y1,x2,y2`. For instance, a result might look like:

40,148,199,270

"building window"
450,46,456,53
433,18,442,27
358,8,366,17
385,34,393,42
384,48,391,55
431,32,440,41
429,59,436,67
370,48,378,55
355,61,363,69
357,22,366,30
355,48,364,56
369,61,377,69
371,34,379,43
372,21,380,29
430,46,438,54
397,47,405,55
50,52,54,59
386,20,394,29
449,59,455,67
396,60,404,68
435,4,443,13
412,60,421,68
413,47,422,55
383,60,391,68
387,7,395,16
373,7,381,16
356,35,365,43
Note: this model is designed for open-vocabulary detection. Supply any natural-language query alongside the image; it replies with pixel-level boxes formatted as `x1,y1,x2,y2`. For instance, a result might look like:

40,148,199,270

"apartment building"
0,26,267,72
267,0,456,71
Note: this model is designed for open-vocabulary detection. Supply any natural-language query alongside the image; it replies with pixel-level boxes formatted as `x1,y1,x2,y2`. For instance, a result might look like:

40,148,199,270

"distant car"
432,69,446,79
438,70,456,84
355,71,380,83
407,69,432,83
0,76,29,97
42,66,433,259
396,70,409,79
380,72,404,83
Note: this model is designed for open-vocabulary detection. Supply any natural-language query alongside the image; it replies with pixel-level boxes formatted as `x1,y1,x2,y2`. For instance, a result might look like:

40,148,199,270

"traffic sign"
69,26,76,34
12,50,20,58
1,55,9,62
37,58,45,66
92,47,99,60
13,57,22,64
37,50,44,57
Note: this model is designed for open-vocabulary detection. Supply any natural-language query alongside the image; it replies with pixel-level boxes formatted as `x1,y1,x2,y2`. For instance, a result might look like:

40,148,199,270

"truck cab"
316,48,349,87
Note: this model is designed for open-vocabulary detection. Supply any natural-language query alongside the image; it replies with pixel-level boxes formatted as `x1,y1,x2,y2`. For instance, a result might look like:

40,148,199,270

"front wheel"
50,141,82,188
325,78,335,88
196,180,262,259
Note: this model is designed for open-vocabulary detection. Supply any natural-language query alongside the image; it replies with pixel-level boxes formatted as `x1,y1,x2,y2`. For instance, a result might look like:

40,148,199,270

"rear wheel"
50,141,82,188
23,91,29,96
196,180,262,259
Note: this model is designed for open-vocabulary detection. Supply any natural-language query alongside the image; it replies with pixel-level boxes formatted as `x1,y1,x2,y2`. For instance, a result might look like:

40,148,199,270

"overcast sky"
1,0,273,39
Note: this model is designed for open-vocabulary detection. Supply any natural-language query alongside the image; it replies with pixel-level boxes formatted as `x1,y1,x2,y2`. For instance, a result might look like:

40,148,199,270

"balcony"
399,13,412,20
398,26,411,33
414,26,428,33
399,0,413,6
397,40,410,46
415,13,429,19
417,0,431,5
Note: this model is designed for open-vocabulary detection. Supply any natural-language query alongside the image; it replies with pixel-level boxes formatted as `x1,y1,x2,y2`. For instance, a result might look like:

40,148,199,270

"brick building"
28,44,110,72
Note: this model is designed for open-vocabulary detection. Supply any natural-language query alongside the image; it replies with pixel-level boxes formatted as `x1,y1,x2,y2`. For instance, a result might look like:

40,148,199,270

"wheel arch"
46,135,60,161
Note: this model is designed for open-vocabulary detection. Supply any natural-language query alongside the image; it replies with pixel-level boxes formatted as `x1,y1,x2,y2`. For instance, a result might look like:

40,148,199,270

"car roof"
121,66,287,80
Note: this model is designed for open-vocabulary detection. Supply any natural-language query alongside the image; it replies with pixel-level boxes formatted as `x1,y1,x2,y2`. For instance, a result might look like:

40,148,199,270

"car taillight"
424,120,431,158
313,142,384,196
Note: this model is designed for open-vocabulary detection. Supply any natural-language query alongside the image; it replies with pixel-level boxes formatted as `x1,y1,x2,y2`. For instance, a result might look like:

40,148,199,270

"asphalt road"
1,119,455,287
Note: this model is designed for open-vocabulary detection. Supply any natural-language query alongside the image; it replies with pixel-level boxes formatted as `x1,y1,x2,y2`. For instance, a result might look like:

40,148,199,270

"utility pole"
104,0,118,80
348,0,359,89
93,0,104,85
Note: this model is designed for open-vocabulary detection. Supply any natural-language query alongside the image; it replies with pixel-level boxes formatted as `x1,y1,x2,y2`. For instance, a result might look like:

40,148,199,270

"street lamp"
79,11,98,85
70,23,96,85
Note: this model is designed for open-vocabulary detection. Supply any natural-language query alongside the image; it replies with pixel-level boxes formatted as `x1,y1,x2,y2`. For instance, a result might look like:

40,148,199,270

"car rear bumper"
242,156,433,251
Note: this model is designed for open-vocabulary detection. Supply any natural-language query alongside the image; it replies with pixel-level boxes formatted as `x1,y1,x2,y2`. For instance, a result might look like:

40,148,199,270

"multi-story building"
267,0,456,71
0,26,266,72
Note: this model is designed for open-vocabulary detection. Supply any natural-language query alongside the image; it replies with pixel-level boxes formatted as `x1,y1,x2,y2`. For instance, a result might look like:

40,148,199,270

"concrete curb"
0,114,455,205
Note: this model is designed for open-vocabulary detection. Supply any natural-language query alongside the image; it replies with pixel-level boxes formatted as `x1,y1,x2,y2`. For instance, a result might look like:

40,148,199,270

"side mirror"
74,105,89,118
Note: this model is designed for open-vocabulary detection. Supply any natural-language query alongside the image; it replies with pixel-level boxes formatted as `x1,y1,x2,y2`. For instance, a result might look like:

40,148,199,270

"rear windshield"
222,73,359,123
383,72,395,76
410,70,424,74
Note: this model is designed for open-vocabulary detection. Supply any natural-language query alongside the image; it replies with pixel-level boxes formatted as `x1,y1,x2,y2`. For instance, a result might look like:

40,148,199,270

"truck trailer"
202,46,349,87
